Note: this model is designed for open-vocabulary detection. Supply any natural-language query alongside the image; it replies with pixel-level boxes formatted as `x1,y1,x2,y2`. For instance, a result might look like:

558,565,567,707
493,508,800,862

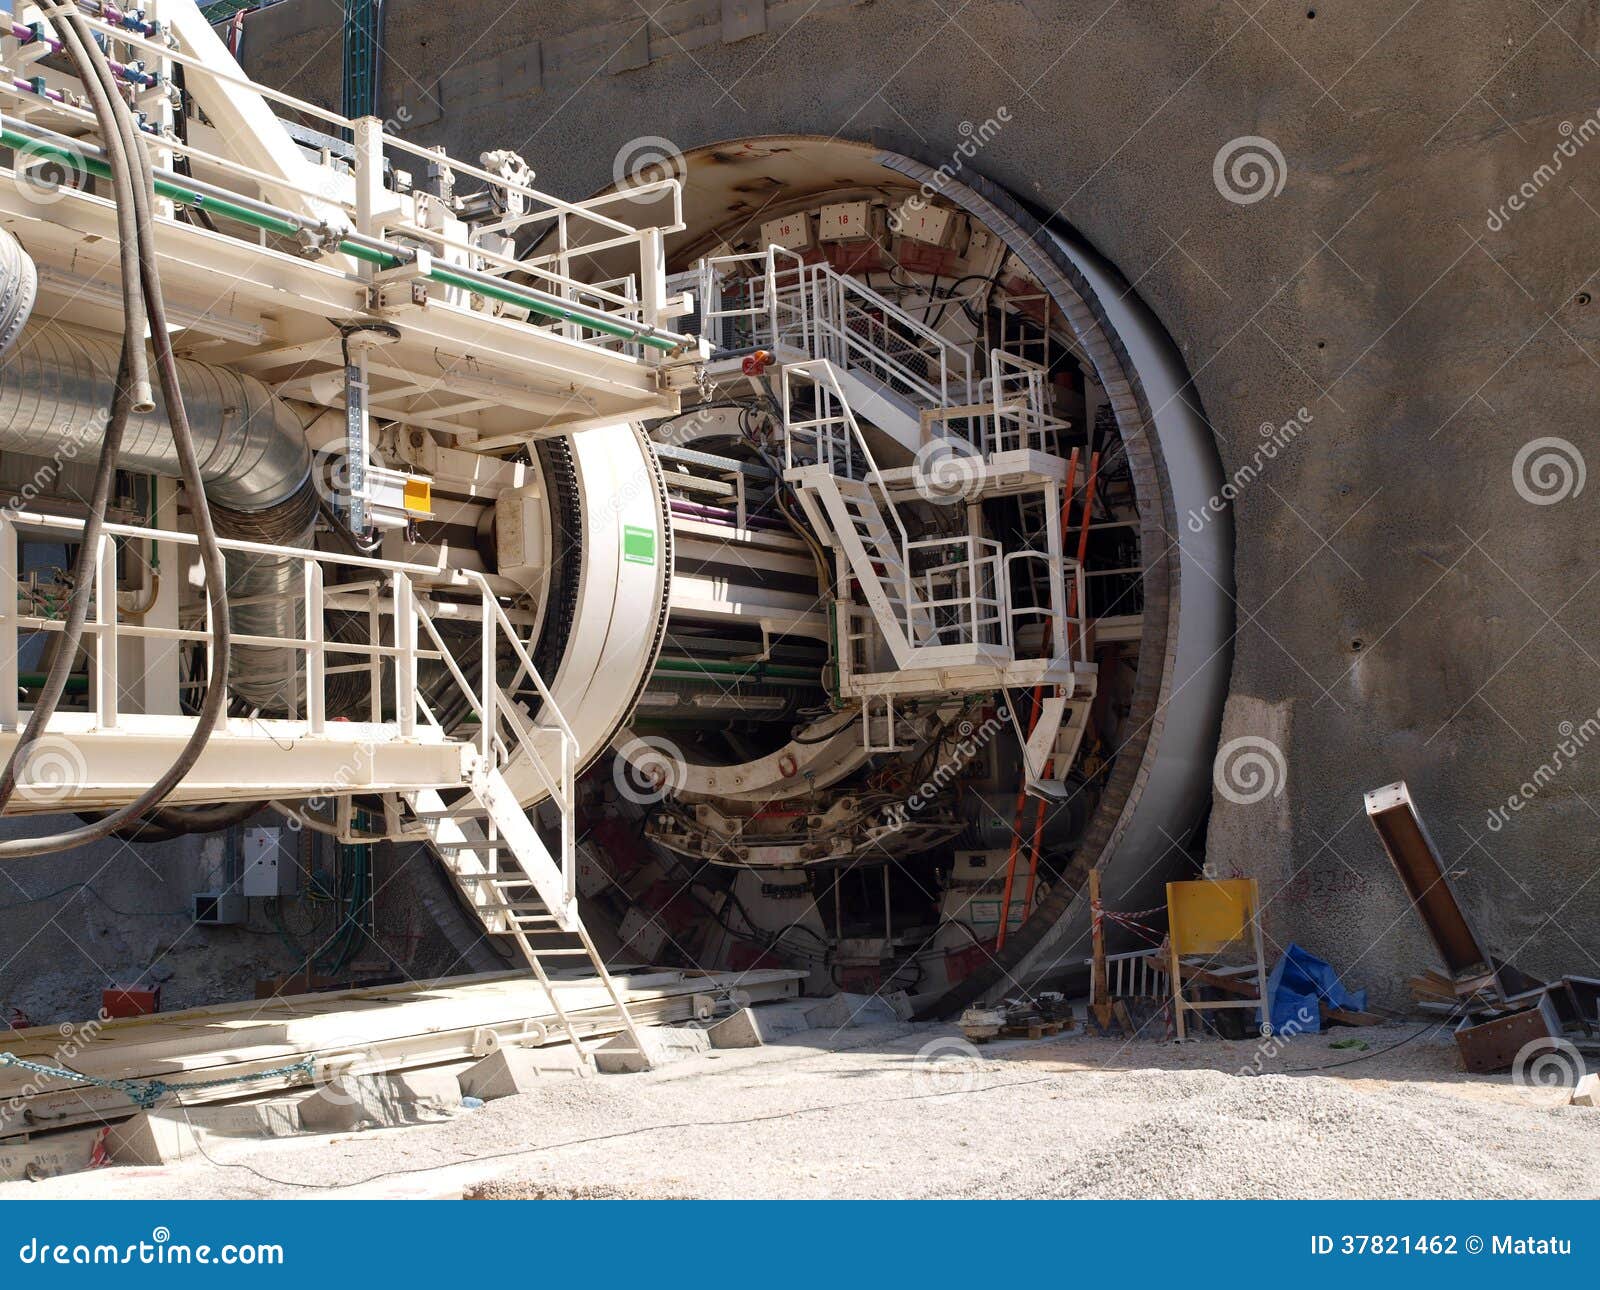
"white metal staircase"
399,585,652,1068
692,246,1099,778
0,509,651,1070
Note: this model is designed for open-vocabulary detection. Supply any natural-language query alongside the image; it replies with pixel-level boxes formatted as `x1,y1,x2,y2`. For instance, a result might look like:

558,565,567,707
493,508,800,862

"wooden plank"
0,969,803,1136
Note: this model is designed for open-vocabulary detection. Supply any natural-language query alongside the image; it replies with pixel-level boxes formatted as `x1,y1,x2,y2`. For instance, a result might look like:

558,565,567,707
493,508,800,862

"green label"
623,525,656,566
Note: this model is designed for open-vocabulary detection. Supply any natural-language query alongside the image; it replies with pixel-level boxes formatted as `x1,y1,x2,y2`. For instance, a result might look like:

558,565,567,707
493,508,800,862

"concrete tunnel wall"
242,0,1600,1005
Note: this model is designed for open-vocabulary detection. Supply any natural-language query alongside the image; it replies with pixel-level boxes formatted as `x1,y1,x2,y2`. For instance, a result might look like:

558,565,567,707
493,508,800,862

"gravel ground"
6,1021,1597,1200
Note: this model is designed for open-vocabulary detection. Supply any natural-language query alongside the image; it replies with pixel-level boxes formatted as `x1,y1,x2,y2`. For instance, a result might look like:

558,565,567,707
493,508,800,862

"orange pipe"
996,449,1079,949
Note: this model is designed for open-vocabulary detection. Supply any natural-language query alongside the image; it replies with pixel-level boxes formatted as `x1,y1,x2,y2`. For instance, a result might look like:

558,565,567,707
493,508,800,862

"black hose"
78,800,268,844
0,8,234,854
0,3,145,815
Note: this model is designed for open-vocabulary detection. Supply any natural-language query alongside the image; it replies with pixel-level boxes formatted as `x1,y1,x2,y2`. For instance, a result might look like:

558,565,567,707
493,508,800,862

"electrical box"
893,201,953,246
759,212,813,252
193,891,246,926
817,200,873,242
242,828,298,898
940,849,1030,937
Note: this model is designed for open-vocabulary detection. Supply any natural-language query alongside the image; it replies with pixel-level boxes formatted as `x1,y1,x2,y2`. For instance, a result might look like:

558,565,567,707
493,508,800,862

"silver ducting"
0,224,36,357
0,322,312,509
0,231,315,712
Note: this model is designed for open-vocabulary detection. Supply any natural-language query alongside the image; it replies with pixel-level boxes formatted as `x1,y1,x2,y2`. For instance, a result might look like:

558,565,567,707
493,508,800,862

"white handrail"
784,361,918,645
37,7,682,352
0,508,578,884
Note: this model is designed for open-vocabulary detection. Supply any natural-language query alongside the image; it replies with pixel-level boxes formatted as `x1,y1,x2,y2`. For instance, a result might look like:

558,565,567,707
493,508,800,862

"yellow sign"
1166,879,1257,955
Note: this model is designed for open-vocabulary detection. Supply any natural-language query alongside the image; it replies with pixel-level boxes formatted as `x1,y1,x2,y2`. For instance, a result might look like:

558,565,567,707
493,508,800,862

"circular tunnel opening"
567,138,1231,1012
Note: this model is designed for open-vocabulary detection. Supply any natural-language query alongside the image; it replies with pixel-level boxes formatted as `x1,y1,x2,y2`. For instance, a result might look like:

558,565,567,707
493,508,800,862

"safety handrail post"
0,516,15,727
93,532,118,730
391,571,416,737
480,585,497,765
304,559,326,735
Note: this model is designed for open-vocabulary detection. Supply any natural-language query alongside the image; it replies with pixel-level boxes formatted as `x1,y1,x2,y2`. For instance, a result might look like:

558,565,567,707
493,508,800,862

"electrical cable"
1265,1011,1460,1074
77,799,267,843
0,7,234,854
0,1,145,816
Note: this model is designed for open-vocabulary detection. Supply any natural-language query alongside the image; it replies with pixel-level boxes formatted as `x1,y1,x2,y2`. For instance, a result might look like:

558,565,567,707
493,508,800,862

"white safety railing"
695,247,810,354
809,265,973,413
982,351,1069,454
782,362,921,640
694,247,973,411
1004,551,1089,665
908,536,1007,648
1,4,687,362
0,509,577,889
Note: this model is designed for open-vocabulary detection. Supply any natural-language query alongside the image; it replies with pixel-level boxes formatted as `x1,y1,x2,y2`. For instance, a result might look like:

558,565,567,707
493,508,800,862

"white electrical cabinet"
242,828,298,898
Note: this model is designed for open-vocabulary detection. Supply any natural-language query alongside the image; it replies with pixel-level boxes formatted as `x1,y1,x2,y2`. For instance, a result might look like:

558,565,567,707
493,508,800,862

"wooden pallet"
966,1017,1074,1043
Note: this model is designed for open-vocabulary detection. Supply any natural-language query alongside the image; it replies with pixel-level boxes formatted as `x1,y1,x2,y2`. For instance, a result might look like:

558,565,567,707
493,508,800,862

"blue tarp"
1268,943,1368,1035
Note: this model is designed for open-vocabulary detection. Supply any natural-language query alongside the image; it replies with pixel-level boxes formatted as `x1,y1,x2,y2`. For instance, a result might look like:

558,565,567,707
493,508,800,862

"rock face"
244,1,1600,1001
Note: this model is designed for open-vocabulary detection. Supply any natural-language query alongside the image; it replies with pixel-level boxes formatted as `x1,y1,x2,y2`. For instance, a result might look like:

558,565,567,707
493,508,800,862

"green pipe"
0,126,680,352
653,658,820,683
426,266,670,347
19,673,88,694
